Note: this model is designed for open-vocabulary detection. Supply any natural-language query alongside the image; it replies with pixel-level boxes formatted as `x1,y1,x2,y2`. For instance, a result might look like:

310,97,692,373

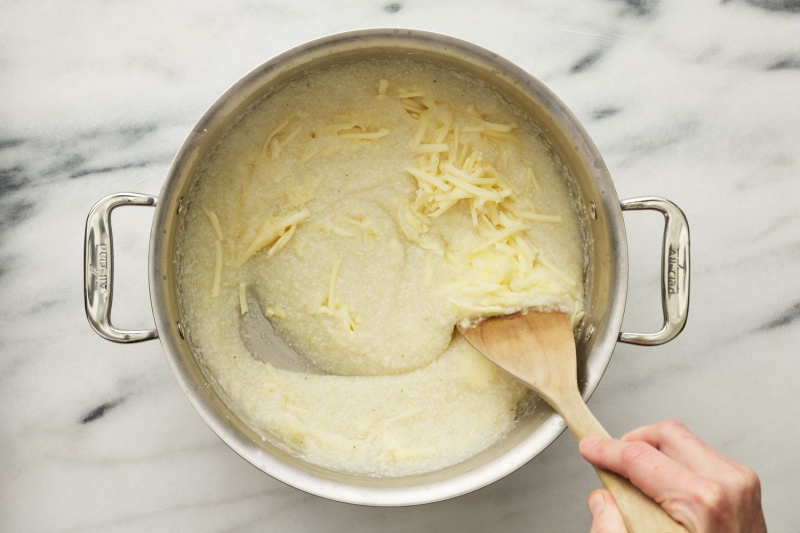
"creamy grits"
177,59,585,476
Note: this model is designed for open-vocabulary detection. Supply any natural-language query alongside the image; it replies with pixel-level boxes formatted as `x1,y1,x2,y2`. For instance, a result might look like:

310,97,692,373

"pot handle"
618,197,690,346
84,193,159,343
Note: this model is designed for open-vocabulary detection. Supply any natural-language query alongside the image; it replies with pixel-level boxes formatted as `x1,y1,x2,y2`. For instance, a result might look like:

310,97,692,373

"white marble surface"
2,0,799,531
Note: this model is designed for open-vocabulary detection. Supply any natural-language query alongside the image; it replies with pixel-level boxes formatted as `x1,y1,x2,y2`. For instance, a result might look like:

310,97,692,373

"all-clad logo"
96,243,108,292
667,245,685,295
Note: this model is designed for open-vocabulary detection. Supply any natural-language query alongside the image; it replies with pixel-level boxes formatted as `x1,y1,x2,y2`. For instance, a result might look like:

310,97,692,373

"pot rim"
148,27,628,506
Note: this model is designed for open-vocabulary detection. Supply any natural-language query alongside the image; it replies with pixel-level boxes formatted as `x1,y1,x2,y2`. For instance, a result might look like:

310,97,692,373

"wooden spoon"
458,311,687,533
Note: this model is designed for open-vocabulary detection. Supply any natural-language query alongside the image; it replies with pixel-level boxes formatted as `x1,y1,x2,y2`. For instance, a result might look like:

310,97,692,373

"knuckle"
589,438,613,458
658,418,687,436
621,441,653,465
735,466,761,496
693,482,730,519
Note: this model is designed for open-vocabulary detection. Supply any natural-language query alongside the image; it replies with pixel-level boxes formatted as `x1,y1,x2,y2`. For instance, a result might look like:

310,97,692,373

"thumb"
588,489,628,533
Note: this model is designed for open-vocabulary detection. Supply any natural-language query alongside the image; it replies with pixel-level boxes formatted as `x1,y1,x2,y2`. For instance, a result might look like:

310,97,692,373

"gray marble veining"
1,1,799,531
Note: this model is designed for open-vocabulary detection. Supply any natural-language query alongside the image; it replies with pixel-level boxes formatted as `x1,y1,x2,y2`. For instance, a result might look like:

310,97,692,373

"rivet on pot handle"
84,193,159,343
619,197,690,346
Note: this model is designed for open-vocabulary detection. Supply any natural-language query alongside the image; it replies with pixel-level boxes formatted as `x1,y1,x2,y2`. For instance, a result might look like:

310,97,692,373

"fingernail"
581,436,601,450
588,492,605,516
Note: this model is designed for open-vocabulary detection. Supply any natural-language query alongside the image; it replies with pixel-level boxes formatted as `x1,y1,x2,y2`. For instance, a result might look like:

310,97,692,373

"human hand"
579,420,767,533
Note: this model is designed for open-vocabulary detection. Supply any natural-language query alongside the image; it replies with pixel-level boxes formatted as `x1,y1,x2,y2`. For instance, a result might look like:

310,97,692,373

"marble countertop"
2,1,799,531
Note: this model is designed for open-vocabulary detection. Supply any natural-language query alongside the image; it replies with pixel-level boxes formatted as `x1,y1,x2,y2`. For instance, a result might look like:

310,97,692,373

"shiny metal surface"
618,197,690,346
240,291,322,373
84,193,159,343
81,29,690,506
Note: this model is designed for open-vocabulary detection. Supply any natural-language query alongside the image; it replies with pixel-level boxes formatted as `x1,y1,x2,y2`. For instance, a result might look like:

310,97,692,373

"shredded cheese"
392,447,438,461
412,143,450,154
525,166,542,193
237,210,310,267
442,173,502,201
268,223,296,257
286,403,311,418
419,97,436,109
465,104,482,118
286,181,318,207
299,146,320,163
390,100,575,315
482,129,519,143
204,208,224,241
400,99,427,114
331,225,355,237
315,257,359,331
265,307,287,319
471,225,527,253
238,282,248,314
211,241,223,297
412,112,431,145
537,255,577,287
339,216,377,240
272,159,296,183
513,234,538,263
321,122,359,134
281,125,303,149
324,258,342,309
480,120,517,133
405,166,450,190
261,119,289,156
339,128,390,140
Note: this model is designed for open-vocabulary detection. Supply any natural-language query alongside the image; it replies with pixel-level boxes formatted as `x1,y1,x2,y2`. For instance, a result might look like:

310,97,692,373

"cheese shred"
204,208,225,241
339,128,390,140
211,241,223,297
237,210,310,267
390,101,577,315
325,257,342,309
537,255,577,287
378,78,389,95
238,282,248,314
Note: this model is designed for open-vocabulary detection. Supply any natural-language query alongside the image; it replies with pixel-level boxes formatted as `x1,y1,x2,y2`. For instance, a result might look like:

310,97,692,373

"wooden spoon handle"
557,393,688,533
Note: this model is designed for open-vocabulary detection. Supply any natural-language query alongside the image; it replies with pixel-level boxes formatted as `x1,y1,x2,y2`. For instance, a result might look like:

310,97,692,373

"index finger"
580,436,713,531
622,420,743,483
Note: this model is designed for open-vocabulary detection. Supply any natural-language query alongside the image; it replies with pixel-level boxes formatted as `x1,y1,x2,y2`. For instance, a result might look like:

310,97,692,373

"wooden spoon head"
457,311,577,405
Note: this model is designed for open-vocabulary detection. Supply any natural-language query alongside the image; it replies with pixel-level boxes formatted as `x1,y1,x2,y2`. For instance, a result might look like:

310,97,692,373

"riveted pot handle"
619,197,690,346
84,193,159,343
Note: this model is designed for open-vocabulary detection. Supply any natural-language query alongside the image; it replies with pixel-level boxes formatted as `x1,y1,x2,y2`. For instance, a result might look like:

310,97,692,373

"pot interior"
149,29,627,505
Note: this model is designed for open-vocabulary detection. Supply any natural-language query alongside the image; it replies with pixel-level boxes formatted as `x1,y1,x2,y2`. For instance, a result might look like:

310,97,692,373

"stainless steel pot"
83,29,690,506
